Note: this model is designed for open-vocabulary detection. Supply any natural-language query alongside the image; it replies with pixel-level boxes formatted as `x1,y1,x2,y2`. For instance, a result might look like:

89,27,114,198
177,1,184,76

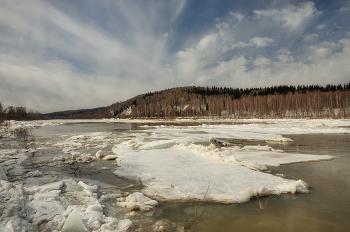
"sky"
0,0,350,113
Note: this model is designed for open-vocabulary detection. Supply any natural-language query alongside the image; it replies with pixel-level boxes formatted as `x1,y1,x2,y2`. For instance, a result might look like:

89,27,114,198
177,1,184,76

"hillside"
44,83,350,119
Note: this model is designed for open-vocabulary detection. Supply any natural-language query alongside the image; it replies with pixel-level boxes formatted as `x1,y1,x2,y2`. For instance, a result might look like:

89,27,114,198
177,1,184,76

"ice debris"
96,150,105,158
61,209,88,232
117,192,158,211
0,165,8,181
103,155,118,160
265,137,293,143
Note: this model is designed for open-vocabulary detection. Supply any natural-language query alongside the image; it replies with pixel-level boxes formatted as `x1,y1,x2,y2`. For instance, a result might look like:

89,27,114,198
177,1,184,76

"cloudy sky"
0,0,349,113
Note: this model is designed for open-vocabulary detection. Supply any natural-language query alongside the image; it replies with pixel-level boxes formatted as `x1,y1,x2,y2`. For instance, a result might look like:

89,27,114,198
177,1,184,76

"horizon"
1,0,350,113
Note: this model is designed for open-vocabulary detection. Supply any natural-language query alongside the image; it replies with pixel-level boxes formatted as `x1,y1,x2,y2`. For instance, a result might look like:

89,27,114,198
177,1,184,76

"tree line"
0,102,43,122
43,83,350,119
113,83,350,119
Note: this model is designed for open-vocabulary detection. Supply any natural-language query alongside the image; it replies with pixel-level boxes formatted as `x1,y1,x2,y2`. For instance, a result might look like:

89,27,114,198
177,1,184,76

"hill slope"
44,83,350,119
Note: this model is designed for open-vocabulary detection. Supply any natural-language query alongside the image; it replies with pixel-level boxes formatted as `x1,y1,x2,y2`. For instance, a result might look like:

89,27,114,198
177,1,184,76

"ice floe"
113,146,311,203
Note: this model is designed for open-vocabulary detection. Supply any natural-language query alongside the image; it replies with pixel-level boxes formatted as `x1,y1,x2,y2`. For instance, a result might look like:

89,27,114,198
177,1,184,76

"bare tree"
12,127,36,157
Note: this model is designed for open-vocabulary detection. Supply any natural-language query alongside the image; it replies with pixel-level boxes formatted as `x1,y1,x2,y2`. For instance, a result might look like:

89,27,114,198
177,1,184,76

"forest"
0,103,43,123
44,83,350,119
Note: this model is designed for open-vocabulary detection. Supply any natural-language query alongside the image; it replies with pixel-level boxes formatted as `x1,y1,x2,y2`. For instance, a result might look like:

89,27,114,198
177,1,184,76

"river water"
30,121,350,232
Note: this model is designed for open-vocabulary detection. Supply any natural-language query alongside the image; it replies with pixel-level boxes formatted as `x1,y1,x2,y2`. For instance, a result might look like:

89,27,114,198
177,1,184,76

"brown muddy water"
158,133,350,232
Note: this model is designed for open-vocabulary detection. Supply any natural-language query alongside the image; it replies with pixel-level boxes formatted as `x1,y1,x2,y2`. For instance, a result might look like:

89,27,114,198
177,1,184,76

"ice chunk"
112,144,133,155
87,204,103,212
71,151,80,159
117,192,158,211
65,179,83,192
3,220,15,232
1,180,13,190
0,164,8,181
53,156,66,161
38,180,64,192
76,153,93,162
274,179,309,194
117,219,132,231
258,187,270,196
121,139,145,148
96,150,105,158
103,155,118,160
61,209,88,232
63,147,75,154
242,145,272,151
266,137,293,143
0,149,17,156
139,140,176,150
78,181,97,193
24,170,43,178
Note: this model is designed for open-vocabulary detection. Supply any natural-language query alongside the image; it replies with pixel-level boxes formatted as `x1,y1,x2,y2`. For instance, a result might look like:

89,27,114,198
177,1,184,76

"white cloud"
339,2,350,12
0,0,183,112
197,56,248,85
196,34,218,51
254,56,271,66
176,33,219,79
250,37,274,47
316,24,326,30
254,2,321,29
216,22,229,31
0,0,348,113
229,11,244,23
196,39,350,88
307,41,341,61
222,37,274,52
277,49,295,63
303,33,319,41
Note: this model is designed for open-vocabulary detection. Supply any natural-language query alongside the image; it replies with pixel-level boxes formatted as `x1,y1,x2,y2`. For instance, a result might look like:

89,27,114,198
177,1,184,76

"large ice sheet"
113,146,309,203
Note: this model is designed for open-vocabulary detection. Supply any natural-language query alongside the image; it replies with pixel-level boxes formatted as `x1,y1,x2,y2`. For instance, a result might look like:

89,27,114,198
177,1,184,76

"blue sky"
0,0,349,113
